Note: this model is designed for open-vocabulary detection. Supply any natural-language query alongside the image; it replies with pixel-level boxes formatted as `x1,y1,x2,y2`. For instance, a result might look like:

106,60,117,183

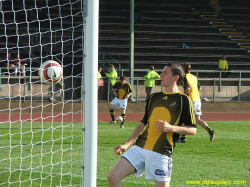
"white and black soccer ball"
116,116,123,123
39,60,63,84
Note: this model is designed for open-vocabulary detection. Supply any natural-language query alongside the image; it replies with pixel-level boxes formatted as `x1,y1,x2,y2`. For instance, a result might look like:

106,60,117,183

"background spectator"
143,66,160,101
106,64,118,100
218,55,229,78
14,54,27,76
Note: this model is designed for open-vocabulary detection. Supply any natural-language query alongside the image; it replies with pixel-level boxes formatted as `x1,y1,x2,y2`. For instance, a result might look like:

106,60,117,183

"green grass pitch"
1,121,249,186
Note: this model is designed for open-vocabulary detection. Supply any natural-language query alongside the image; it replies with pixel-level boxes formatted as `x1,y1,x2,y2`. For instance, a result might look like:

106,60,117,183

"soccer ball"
116,116,123,123
39,60,63,84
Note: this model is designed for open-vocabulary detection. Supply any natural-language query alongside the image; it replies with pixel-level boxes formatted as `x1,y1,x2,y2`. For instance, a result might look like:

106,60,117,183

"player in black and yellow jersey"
107,63,197,187
178,63,215,143
109,76,132,128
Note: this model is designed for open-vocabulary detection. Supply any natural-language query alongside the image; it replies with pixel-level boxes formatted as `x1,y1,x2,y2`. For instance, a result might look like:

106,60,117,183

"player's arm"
125,83,133,99
154,120,197,135
154,73,160,79
184,87,190,95
125,92,132,99
154,94,197,134
225,60,228,70
182,76,190,95
114,122,145,155
106,69,115,78
143,71,151,79
198,81,201,91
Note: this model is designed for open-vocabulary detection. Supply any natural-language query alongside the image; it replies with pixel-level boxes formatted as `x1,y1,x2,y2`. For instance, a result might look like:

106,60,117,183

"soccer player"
107,63,197,187
108,76,132,128
179,63,215,143
143,66,160,100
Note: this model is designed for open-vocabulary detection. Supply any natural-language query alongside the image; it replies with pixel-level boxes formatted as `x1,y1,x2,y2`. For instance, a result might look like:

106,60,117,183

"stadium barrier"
0,73,249,102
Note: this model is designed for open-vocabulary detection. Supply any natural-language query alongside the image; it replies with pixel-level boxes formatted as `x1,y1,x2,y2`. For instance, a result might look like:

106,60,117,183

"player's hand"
114,145,127,155
154,119,173,132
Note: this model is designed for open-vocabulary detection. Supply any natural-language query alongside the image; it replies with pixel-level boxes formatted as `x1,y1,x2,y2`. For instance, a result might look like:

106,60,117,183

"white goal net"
0,0,85,186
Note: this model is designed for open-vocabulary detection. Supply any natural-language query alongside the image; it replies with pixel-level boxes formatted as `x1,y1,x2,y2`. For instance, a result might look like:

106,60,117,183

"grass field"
1,121,249,186
98,121,250,187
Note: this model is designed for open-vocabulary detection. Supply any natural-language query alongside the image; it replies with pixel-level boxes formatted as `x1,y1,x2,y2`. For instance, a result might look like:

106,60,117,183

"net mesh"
0,0,83,186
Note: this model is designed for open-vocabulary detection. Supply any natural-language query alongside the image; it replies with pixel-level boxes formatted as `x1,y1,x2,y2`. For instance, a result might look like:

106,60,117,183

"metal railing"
99,77,250,102
0,69,249,102
99,47,122,76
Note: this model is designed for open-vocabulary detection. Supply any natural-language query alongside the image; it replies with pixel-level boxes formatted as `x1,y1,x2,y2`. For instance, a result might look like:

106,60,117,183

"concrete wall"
133,85,250,101
0,84,249,101
0,84,62,99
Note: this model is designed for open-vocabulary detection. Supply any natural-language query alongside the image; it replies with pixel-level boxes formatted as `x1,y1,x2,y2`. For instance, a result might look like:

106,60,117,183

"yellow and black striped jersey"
113,81,132,99
136,91,196,156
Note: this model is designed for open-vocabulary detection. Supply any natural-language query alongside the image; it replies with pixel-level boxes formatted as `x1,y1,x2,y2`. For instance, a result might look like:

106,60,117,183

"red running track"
0,113,249,123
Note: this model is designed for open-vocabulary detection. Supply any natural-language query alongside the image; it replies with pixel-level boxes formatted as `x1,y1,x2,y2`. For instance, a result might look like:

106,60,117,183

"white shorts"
122,145,172,182
193,100,202,115
110,97,128,109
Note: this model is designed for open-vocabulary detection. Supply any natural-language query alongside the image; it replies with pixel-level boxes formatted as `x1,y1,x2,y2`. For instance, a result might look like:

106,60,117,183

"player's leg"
195,114,209,129
155,181,170,187
108,145,146,186
144,149,172,187
109,99,116,124
196,115,215,142
119,99,128,128
120,108,126,128
107,157,136,187
194,100,215,142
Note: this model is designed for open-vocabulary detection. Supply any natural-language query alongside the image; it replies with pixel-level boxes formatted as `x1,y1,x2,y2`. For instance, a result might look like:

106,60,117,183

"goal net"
0,0,85,186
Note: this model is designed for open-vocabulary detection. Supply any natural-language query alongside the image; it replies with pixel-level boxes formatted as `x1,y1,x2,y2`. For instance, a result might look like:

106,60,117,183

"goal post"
83,0,99,187
0,0,96,186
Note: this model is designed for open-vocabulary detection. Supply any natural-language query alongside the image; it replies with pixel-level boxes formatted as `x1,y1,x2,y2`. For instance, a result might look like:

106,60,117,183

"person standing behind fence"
106,64,118,100
14,54,27,76
143,66,160,101
218,55,229,78
178,63,215,143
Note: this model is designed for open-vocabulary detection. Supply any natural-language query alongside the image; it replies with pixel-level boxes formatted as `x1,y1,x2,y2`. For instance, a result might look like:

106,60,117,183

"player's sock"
121,114,126,125
110,109,115,121
206,126,212,133
181,135,186,139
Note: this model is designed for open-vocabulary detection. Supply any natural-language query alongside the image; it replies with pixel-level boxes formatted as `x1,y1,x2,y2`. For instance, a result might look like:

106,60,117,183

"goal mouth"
0,1,84,186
